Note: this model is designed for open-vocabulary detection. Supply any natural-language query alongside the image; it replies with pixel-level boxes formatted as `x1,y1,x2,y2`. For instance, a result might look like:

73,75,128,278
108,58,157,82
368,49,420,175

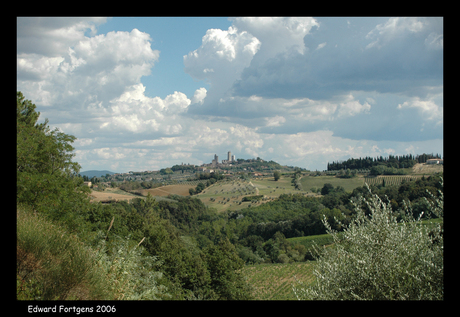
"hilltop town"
82,151,300,189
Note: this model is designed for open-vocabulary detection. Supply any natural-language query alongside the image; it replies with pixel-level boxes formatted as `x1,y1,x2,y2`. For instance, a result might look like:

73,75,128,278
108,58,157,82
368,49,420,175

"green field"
300,175,365,193
243,261,316,300
288,233,334,250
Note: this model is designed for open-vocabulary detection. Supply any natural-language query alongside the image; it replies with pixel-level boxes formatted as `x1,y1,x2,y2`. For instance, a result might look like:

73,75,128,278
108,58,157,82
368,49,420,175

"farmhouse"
83,181,92,187
426,159,444,165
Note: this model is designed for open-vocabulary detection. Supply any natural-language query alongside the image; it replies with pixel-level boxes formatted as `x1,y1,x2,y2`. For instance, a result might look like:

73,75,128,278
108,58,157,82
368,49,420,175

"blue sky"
17,17,443,172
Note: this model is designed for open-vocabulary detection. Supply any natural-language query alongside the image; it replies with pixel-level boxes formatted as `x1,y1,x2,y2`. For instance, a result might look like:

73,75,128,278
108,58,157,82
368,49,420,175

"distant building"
228,151,232,162
212,154,219,166
427,158,444,165
232,155,236,162
84,181,92,187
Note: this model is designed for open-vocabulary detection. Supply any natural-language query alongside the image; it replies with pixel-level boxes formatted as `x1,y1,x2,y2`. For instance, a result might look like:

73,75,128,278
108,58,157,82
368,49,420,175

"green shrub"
293,182,443,300
95,235,168,300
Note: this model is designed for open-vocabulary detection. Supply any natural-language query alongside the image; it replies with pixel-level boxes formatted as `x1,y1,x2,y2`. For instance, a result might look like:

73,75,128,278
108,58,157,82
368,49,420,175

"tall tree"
17,92,90,226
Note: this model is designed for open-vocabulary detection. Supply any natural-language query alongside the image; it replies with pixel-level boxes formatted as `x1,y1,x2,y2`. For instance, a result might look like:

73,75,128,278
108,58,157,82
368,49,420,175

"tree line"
327,153,442,171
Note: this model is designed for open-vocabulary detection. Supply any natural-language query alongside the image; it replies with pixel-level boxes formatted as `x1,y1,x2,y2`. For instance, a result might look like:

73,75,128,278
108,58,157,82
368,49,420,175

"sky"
17,17,443,172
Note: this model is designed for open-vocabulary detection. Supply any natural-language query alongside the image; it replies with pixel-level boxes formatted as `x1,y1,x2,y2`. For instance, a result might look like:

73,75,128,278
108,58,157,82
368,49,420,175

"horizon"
17,17,443,172
80,151,443,174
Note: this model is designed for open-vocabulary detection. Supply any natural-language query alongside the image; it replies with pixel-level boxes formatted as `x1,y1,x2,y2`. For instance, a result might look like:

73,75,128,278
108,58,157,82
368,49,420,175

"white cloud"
366,17,425,49
265,115,286,127
183,26,260,80
18,26,159,110
337,94,371,117
397,97,443,122
316,42,327,50
103,84,191,134
192,87,207,104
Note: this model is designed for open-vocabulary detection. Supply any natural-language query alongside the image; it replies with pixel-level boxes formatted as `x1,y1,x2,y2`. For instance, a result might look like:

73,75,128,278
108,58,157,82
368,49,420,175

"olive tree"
293,183,443,300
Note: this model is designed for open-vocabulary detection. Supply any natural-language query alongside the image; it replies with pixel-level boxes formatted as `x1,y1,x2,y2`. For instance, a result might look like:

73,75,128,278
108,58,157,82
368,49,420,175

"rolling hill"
79,170,117,178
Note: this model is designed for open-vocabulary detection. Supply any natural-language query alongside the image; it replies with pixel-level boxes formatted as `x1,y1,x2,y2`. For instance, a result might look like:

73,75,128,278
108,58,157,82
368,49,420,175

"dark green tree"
273,171,281,181
321,183,334,195
204,238,253,300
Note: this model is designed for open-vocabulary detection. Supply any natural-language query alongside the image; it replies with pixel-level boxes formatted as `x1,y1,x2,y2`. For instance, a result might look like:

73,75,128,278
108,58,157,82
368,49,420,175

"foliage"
273,171,281,181
293,183,443,300
17,92,92,230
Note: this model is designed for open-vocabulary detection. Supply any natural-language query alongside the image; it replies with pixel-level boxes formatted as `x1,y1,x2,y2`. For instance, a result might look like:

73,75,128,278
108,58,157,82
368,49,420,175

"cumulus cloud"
184,17,321,117
183,26,260,81
102,83,192,134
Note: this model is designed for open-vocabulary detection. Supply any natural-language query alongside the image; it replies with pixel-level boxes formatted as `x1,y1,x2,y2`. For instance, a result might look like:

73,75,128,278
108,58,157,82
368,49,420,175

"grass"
243,261,316,300
300,175,365,193
17,206,112,300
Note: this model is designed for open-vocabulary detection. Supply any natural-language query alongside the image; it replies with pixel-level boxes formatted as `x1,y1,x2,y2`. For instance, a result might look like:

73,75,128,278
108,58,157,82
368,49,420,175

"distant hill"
79,170,116,178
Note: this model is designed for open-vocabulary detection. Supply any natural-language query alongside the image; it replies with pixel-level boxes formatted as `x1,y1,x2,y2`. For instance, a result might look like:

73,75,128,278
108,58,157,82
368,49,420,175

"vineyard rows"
364,175,422,187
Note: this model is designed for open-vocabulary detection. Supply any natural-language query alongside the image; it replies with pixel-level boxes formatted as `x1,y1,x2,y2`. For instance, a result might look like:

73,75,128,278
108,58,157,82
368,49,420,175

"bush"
95,235,168,300
277,253,290,264
293,183,443,300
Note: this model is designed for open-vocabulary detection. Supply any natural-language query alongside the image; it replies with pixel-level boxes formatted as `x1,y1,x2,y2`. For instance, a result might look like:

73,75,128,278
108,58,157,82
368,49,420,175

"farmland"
364,175,423,187
90,187,141,203
243,261,316,300
139,184,196,197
